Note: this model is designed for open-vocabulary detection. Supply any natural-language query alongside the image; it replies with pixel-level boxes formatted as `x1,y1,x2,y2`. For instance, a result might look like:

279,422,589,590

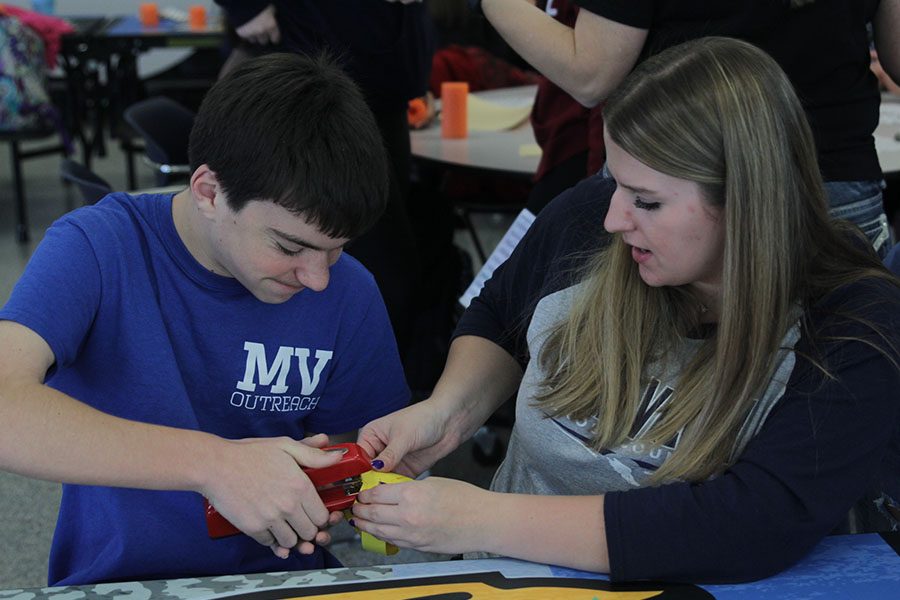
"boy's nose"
296,254,330,292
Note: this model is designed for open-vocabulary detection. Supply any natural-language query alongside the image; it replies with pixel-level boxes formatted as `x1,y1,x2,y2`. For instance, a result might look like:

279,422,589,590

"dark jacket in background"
217,1,433,111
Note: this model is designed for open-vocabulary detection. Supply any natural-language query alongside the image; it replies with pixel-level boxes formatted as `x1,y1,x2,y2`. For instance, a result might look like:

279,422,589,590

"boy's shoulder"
54,192,172,239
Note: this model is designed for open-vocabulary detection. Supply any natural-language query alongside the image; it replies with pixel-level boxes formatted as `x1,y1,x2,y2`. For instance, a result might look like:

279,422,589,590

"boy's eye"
276,243,303,256
634,197,661,211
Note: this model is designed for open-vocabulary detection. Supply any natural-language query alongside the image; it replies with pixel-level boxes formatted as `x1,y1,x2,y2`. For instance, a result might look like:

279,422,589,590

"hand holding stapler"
204,442,410,554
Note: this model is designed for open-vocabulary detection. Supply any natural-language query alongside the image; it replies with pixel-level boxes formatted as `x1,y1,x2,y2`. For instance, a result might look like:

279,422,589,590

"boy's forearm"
429,335,523,445
0,380,217,493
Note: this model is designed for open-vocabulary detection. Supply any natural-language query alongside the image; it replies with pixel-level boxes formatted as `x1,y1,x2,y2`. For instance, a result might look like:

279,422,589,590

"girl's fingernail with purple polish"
349,519,356,527
371,459,385,470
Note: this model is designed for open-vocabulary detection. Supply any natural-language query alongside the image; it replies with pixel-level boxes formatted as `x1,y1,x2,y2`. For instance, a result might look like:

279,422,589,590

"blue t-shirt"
0,193,410,585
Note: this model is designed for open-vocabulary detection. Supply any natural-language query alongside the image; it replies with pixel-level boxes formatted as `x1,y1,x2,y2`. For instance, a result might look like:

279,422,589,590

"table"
412,87,900,178
1,532,896,599
410,85,540,179
58,15,224,185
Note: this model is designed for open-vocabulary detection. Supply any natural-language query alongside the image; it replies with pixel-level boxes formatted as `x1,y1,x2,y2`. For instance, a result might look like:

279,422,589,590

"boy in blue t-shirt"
0,53,409,585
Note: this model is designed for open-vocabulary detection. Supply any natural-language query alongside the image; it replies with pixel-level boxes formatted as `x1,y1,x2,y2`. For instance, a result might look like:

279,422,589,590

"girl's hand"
350,477,491,555
357,400,463,478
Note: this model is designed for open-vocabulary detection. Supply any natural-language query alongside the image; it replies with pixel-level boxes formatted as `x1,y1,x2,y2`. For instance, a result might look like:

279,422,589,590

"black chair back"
123,96,195,184
60,158,113,205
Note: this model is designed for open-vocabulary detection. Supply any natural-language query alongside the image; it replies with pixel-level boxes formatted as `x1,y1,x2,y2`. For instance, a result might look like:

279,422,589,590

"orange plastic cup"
441,82,468,139
188,5,207,29
139,3,159,27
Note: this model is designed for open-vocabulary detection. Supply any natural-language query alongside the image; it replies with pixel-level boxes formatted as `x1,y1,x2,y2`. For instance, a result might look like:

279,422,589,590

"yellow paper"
518,143,542,157
468,94,533,132
345,471,412,555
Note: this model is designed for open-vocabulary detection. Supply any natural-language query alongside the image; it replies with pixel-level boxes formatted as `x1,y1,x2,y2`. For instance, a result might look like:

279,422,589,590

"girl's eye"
276,243,303,256
634,197,661,211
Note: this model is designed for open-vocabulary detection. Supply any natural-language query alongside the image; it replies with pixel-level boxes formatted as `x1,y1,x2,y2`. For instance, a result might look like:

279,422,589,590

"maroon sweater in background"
531,0,606,182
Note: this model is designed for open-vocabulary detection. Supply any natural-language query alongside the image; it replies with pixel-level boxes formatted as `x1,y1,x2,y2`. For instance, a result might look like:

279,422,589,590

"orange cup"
441,82,468,139
188,5,207,29
139,3,159,27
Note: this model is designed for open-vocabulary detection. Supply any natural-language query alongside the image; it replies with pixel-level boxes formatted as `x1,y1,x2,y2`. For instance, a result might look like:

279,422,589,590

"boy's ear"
189,164,220,218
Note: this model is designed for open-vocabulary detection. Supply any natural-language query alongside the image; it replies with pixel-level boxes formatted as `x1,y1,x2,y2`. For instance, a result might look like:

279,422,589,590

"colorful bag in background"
0,13,58,131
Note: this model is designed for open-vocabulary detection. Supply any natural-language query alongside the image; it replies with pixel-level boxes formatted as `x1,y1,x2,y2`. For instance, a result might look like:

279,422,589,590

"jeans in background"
825,180,892,259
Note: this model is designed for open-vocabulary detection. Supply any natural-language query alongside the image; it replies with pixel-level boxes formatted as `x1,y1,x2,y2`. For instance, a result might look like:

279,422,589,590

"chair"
122,96,195,186
454,200,525,263
1,127,70,243
59,158,113,205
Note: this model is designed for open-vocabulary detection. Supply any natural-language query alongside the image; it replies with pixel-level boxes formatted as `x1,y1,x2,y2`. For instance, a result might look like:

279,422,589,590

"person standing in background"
473,0,900,257
215,0,435,366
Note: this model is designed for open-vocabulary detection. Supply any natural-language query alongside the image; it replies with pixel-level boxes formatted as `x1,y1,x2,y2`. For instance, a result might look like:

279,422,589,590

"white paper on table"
459,208,536,308
467,95,533,132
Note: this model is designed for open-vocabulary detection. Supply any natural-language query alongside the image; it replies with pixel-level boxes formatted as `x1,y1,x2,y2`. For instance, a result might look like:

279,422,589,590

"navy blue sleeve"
453,174,614,367
605,279,900,583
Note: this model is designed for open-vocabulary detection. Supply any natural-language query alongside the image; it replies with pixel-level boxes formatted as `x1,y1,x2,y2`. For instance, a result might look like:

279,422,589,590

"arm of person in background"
480,0,647,106
871,50,900,95
214,1,281,45
0,320,343,559
873,0,900,85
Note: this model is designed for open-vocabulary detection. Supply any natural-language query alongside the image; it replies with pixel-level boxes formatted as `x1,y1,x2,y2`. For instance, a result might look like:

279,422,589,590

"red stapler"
204,442,372,539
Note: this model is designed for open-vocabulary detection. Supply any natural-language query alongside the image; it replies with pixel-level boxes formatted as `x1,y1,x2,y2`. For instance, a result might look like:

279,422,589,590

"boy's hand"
357,400,459,478
236,4,281,46
201,433,343,558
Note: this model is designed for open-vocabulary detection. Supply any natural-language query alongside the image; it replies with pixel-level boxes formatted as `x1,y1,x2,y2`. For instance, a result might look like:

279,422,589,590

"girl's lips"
631,245,653,264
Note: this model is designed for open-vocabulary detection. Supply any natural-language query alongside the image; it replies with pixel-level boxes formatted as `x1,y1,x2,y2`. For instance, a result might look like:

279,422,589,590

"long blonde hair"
536,37,896,483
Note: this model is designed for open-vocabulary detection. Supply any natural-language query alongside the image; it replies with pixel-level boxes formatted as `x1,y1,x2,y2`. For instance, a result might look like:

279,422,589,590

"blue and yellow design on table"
208,572,711,599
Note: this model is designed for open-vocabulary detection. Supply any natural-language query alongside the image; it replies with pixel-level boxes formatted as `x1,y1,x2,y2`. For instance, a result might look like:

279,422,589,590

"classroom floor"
0,136,515,589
